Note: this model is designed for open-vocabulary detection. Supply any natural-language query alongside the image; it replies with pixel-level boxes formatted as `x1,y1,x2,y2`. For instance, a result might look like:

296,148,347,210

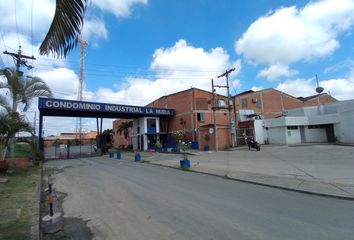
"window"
308,125,325,129
147,118,156,128
241,98,248,107
287,126,298,130
197,112,205,122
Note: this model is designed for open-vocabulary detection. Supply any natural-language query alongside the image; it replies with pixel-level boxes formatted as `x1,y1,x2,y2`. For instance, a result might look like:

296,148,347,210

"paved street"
46,157,354,240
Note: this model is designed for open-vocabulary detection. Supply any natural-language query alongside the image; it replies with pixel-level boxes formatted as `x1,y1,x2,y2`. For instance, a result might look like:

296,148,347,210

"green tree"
0,112,33,162
39,0,88,58
116,121,133,141
0,68,53,113
0,68,53,158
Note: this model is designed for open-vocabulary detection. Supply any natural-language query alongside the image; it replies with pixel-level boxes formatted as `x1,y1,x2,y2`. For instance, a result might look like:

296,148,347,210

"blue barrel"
191,141,199,149
204,146,209,151
180,159,190,169
109,152,114,158
116,152,121,159
134,153,141,162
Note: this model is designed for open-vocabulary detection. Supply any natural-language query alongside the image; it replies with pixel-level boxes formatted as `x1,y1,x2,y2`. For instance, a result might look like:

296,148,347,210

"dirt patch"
41,169,93,240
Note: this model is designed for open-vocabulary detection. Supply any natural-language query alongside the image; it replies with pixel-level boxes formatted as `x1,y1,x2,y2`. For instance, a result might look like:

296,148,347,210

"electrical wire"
14,0,21,47
30,0,34,77
31,0,34,56
0,30,11,66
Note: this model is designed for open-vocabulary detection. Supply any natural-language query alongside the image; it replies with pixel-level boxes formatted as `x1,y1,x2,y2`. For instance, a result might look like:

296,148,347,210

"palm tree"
117,121,133,145
0,112,33,163
0,68,53,113
39,0,88,58
0,68,53,158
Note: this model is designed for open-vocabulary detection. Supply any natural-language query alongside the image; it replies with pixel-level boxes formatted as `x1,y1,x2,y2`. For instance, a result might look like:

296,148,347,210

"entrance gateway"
38,97,175,153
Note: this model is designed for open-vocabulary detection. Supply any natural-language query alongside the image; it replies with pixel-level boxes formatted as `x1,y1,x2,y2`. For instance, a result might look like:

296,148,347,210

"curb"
146,162,354,201
30,166,43,240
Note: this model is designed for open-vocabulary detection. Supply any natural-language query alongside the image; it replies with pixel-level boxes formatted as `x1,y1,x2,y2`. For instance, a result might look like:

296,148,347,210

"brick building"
113,88,336,150
44,131,97,147
234,89,336,142
113,88,231,151
235,88,336,120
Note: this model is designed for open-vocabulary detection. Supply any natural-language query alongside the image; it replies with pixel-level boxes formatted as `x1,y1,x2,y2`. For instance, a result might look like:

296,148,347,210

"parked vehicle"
246,137,261,151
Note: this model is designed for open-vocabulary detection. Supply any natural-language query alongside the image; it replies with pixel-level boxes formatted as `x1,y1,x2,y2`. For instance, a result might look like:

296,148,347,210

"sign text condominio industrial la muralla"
43,99,173,115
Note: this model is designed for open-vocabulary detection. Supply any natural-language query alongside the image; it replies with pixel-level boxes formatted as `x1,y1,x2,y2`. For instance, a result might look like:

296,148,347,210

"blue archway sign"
37,97,175,151
38,97,175,118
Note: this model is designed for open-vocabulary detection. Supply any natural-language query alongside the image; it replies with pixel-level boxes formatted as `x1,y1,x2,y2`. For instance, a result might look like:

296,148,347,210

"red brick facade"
113,88,336,150
43,131,98,147
235,89,336,120
113,88,231,150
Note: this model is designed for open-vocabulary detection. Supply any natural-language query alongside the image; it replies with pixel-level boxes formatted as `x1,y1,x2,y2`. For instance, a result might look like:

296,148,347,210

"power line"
3,46,36,72
14,0,21,46
30,0,34,77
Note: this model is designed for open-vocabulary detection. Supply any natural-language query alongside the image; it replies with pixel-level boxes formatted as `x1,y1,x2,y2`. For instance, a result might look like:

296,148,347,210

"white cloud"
276,78,316,97
0,0,113,50
84,39,240,105
82,18,108,46
35,68,79,98
0,0,148,136
236,0,354,80
91,0,148,18
258,63,298,80
0,0,54,39
251,86,265,92
276,74,354,100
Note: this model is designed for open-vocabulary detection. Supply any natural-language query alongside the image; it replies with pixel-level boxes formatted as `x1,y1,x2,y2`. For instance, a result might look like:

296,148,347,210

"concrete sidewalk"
121,145,354,200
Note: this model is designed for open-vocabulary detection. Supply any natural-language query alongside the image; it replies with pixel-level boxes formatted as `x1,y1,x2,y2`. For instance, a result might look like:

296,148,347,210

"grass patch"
0,167,40,240
13,143,32,158
4,143,33,158
180,167,191,171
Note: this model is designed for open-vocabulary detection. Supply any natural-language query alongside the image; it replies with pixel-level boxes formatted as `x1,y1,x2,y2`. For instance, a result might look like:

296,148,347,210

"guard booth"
38,98,175,160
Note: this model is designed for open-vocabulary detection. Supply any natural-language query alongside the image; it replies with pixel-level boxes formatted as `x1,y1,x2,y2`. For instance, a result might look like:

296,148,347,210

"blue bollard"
116,151,121,159
134,153,141,162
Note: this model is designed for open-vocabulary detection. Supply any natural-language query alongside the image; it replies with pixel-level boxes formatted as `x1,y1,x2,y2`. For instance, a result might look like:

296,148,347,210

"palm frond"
0,95,11,113
22,77,53,111
39,0,88,58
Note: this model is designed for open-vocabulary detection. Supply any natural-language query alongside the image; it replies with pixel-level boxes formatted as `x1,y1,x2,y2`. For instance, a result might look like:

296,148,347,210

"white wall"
286,128,301,144
264,117,286,128
336,108,354,143
267,127,286,144
132,118,145,150
254,120,266,144
285,117,308,126
305,127,327,143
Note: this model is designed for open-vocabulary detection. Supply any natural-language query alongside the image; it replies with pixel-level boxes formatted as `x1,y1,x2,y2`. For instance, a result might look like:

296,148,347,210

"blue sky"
1,0,354,135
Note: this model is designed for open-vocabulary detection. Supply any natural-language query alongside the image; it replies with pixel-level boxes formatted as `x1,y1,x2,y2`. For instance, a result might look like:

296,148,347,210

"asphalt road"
48,157,354,240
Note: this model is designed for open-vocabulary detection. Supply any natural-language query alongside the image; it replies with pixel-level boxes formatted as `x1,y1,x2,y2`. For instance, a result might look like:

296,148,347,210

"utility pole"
3,46,36,157
211,79,218,151
3,45,35,73
217,68,236,147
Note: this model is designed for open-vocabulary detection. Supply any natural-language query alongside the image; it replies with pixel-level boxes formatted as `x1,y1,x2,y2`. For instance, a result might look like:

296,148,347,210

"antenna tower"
76,39,87,138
